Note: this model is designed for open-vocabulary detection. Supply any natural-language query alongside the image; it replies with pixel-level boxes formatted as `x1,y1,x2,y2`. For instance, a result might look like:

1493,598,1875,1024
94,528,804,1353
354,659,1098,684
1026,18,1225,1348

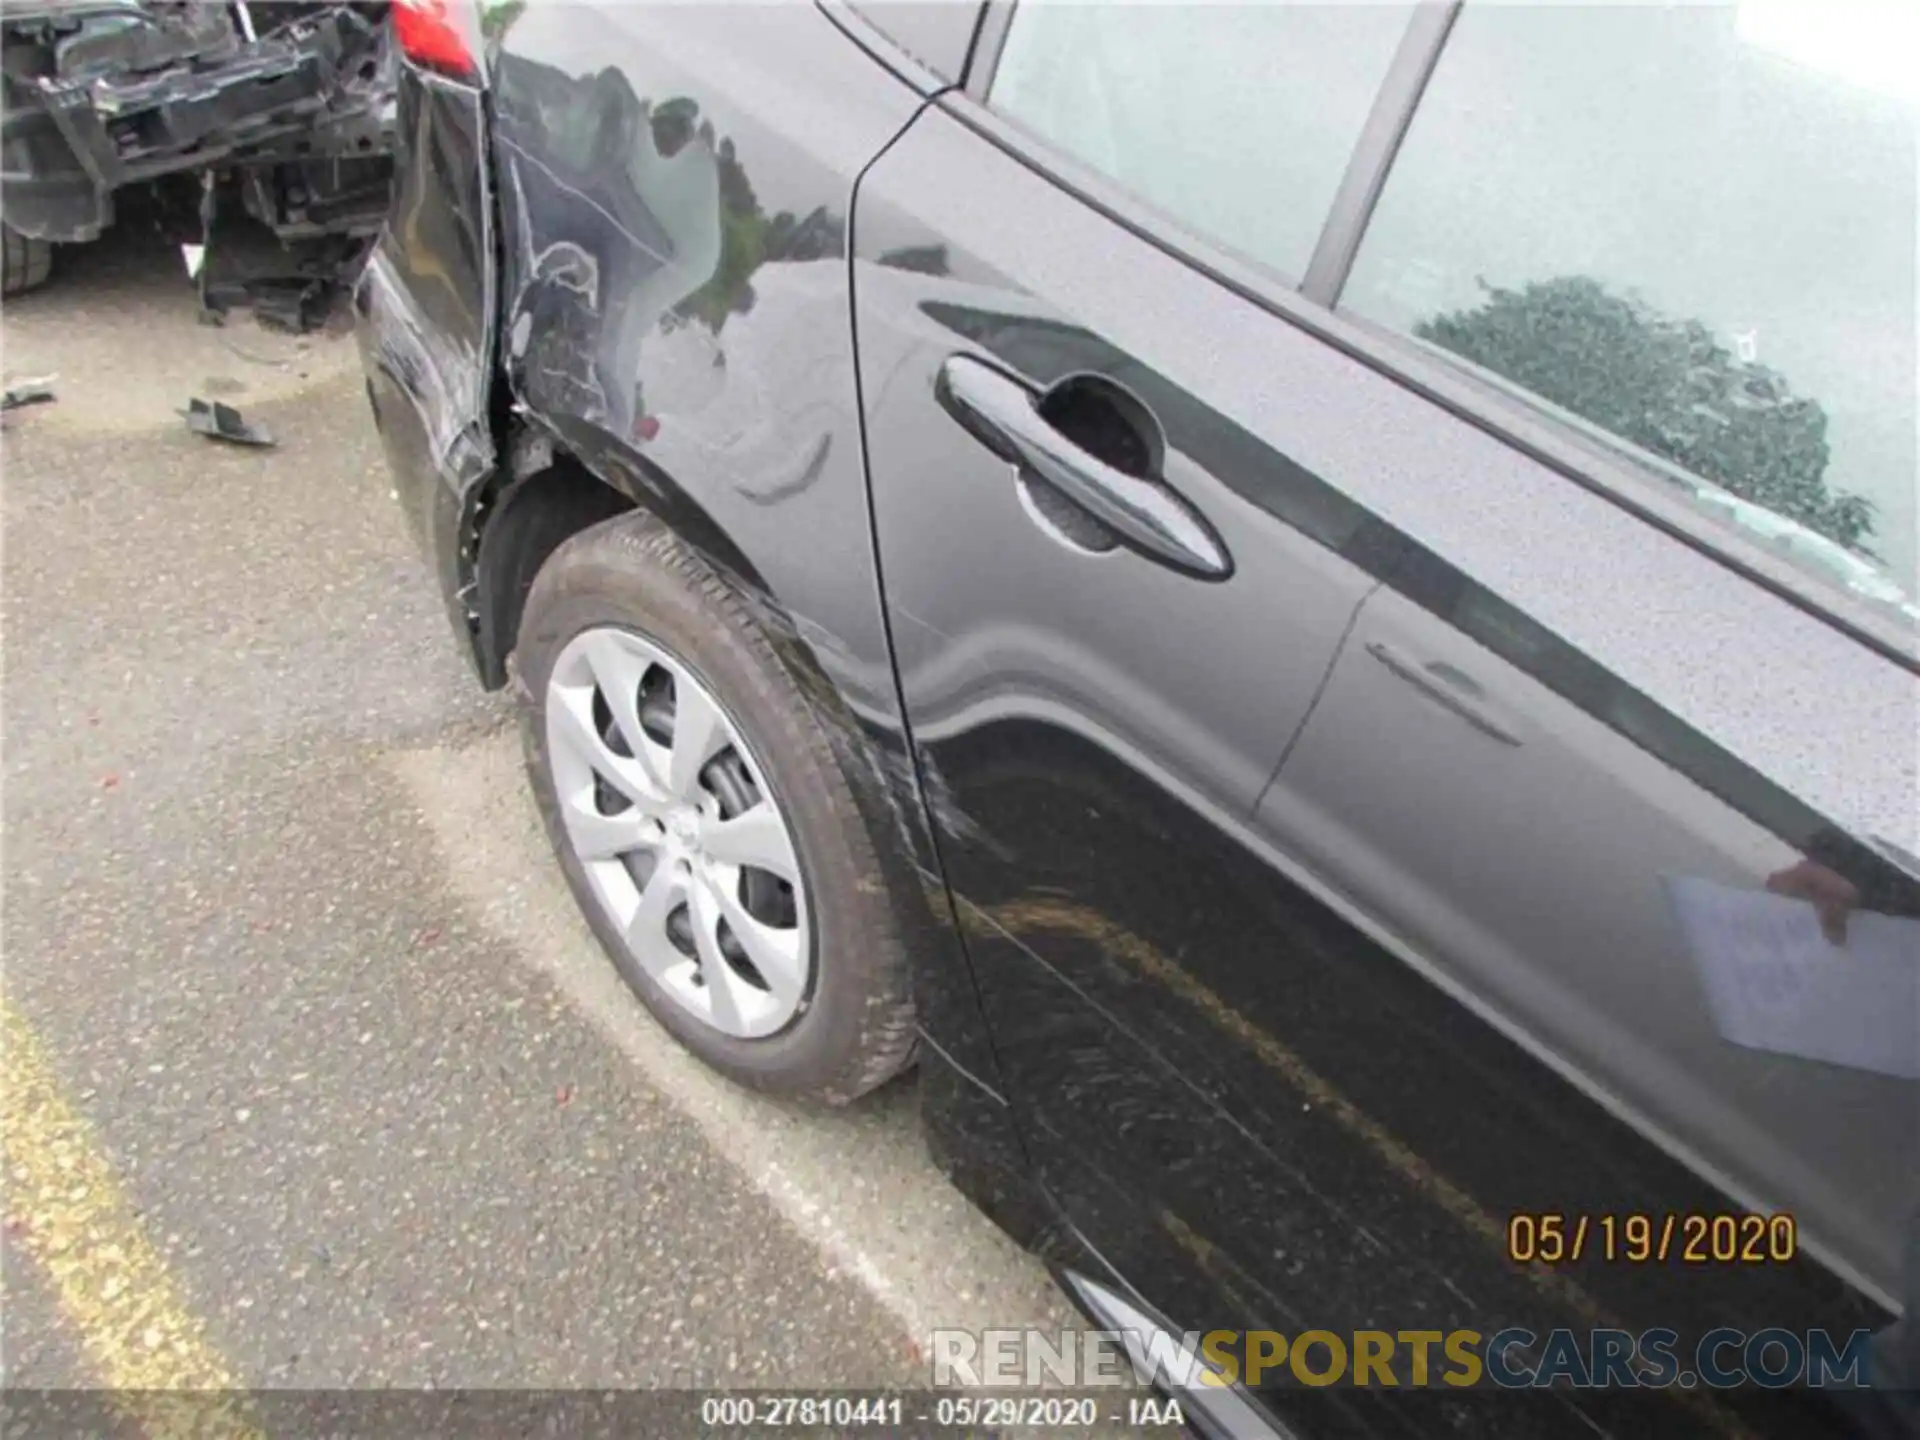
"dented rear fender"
476,4,1014,1093
352,59,496,664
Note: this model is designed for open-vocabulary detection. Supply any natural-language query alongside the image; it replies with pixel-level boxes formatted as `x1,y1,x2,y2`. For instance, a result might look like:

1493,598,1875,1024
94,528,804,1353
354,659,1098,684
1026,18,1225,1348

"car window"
988,0,1415,285
1343,0,1919,624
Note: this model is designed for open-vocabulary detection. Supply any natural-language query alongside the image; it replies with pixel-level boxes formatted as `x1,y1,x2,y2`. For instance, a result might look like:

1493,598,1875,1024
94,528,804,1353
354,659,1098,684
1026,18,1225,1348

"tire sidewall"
2,226,53,297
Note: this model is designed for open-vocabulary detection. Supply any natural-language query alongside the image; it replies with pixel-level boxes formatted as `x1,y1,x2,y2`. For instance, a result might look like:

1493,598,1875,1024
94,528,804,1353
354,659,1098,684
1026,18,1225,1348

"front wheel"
513,509,917,1103
2,225,53,296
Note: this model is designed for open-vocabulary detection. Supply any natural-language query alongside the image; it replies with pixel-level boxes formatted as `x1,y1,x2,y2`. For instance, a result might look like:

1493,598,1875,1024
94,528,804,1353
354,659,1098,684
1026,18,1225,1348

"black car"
355,2,1919,1434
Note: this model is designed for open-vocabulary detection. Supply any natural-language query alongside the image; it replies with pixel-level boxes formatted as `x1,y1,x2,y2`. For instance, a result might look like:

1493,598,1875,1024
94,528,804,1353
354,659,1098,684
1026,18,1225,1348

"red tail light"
393,0,479,81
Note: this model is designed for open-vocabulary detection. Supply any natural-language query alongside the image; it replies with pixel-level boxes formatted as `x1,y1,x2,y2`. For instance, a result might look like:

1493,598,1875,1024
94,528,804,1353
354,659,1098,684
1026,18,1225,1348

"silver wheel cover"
545,626,812,1038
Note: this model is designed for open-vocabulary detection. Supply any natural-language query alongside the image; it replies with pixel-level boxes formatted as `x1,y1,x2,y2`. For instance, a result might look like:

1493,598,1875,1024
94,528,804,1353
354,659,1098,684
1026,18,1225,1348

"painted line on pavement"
2,996,261,1434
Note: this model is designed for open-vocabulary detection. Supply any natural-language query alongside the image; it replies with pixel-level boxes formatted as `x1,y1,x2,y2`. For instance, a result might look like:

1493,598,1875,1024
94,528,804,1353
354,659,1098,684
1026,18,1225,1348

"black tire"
512,510,917,1103
2,225,53,297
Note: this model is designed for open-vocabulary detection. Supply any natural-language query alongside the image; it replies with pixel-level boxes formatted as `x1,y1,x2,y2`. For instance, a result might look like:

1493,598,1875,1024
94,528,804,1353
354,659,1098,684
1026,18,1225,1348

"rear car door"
858,3,1915,1435
1255,0,1918,1407
851,5,1468,1428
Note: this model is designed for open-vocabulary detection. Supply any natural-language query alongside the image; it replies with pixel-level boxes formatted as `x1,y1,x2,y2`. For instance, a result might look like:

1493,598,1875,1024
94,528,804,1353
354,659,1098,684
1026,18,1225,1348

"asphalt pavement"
0,229,1085,1411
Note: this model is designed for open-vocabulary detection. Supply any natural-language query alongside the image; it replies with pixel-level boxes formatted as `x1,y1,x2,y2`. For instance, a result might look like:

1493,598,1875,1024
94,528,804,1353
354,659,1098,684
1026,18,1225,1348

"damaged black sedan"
0,0,394,321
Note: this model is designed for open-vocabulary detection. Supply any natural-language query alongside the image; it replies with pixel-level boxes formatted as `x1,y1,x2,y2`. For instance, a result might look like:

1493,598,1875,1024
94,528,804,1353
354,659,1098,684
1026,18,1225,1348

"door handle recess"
1366,641,1522,747
935,354,1232,579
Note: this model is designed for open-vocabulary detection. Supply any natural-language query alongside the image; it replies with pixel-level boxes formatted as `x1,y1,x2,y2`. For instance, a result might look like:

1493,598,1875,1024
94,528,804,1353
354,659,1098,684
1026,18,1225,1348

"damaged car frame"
0,0,395,317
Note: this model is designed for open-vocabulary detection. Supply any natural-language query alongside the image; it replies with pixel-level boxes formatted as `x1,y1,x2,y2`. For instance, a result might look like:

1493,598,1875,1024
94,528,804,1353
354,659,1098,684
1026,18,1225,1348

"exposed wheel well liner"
470,443,778,690
472,459,632,689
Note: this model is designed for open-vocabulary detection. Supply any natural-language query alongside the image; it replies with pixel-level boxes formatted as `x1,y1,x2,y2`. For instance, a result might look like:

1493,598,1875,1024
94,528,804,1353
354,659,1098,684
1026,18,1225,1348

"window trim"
950,2,1916,668
815,0,965,96
1299,1,1459,305
961,0,1016,96
839,0,992,85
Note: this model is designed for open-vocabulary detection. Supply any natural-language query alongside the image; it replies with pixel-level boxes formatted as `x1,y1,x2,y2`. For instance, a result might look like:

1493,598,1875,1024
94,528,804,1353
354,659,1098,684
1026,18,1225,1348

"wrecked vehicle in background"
1,1,394,327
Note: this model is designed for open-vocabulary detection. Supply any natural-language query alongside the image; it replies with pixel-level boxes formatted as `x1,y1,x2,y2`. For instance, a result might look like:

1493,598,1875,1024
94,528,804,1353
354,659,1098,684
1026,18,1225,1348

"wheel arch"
471,426,780,692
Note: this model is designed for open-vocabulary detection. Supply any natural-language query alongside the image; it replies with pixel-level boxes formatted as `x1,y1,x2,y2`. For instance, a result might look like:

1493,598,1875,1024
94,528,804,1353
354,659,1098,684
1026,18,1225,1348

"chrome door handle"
935,354,1232,579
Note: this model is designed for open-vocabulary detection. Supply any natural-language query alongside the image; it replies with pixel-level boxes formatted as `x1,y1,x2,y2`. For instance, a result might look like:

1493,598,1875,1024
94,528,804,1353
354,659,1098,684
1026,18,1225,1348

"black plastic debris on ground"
195,203,373,335
180,397,275,447
1,377,57,412
199,277,334,334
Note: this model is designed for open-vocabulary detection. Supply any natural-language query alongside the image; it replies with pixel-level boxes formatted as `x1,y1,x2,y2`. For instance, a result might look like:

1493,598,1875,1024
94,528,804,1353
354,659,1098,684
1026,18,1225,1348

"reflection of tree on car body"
496,56,849,448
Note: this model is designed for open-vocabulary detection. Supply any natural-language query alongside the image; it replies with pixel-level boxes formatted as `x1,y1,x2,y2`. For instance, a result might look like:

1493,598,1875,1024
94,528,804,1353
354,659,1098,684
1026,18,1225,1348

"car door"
857,3,1915,1437
852,5,1514,1433
1253,0,1918,1409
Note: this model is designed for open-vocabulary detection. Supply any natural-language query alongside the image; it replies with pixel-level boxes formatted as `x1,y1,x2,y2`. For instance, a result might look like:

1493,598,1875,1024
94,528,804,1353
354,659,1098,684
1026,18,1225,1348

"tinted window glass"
1345,1,1919,622
989,1,1414,283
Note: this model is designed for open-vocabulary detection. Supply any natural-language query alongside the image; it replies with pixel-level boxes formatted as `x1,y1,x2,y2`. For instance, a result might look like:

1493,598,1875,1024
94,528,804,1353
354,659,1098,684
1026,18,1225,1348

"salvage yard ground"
0,228,1081,1401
